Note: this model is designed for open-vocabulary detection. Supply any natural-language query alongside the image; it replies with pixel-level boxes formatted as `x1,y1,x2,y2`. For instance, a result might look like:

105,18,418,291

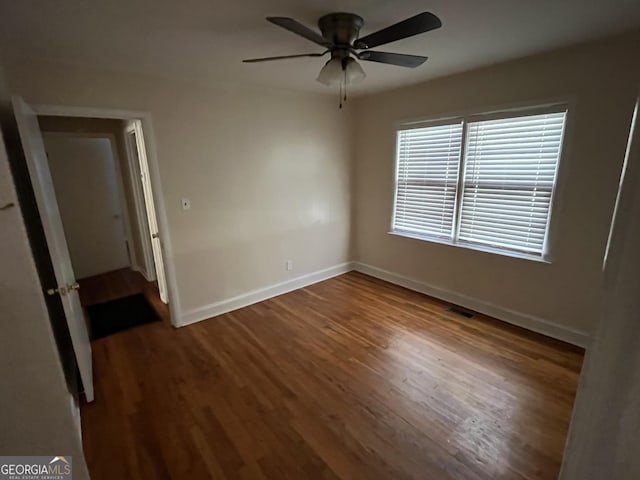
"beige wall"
4,63,352,321
38,116,149,279
0,59,8,106
352,31,640,341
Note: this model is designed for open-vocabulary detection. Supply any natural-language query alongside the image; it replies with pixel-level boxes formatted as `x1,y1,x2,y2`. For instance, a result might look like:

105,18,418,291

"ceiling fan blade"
267,17,333,48
358,51,428,68
354,12,442,49
243,52,326,63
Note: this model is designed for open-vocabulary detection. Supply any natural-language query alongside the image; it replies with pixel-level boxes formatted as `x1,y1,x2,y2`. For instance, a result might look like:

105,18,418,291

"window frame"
390,102,570,263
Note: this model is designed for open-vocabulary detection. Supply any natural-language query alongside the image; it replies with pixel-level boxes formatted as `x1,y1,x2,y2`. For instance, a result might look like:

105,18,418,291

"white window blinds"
458,112,566,255
394,123,463,237
392,107,567,259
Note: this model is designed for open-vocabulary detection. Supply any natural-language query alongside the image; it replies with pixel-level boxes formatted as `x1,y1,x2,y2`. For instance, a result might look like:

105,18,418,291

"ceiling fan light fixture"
316,56,366,86
343,57,366,84
247,11,442,98
316,58,343,86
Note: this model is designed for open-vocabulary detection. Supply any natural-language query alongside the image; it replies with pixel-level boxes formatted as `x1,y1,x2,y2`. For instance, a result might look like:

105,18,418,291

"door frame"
34,103,180,326
42,131,138,275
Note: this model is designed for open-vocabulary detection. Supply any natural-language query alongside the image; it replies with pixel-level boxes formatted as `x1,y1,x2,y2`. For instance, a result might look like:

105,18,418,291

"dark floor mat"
87,294,160,340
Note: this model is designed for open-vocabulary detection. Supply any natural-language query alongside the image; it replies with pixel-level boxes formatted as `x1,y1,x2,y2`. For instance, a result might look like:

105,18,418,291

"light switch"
181,197,191,210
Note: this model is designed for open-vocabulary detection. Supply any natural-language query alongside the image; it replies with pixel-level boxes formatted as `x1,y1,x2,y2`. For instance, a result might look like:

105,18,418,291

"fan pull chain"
344,69,348,103
339,69,348,109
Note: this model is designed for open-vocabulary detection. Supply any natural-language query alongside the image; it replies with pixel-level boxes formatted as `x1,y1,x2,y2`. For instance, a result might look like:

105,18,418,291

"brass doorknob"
46,286,67,296
67,282,80,291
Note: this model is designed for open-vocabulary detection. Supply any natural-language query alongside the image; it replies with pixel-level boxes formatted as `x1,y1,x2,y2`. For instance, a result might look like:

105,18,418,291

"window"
392,107,567,259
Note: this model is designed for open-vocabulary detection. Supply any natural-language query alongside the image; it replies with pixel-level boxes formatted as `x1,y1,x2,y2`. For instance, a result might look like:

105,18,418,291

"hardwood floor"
80,272,583,480
78,268,169,324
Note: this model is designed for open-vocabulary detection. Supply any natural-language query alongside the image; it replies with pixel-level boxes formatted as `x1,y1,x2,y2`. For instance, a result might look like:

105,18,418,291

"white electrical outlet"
286,260,293,271
181,197,191,210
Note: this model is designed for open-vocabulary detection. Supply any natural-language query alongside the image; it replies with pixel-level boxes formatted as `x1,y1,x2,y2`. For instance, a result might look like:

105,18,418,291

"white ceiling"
1,0,640,96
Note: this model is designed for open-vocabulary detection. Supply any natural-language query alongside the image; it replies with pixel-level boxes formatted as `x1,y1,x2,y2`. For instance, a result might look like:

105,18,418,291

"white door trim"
34,103,181,326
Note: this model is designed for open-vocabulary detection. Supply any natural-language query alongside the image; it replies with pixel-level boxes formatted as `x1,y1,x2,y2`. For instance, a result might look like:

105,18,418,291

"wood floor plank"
80,270,583,480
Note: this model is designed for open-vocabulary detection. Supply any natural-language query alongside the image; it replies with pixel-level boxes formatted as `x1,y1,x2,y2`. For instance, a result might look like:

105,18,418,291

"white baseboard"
178,262,354,327
353,261,589,348
176,259,589,348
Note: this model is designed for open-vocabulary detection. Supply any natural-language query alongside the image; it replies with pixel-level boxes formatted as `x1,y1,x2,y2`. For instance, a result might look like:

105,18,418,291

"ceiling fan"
243,12,442,95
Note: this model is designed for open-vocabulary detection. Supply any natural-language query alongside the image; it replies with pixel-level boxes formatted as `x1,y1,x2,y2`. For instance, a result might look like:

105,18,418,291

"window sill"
387,230,552,264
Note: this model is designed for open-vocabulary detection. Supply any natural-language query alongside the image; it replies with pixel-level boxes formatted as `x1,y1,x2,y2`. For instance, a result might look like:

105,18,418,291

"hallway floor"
78,268,169,325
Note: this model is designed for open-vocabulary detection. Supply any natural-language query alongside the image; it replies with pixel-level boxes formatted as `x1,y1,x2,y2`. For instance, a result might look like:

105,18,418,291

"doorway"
38,115,169,320
12,96,177,403
39,122,169,329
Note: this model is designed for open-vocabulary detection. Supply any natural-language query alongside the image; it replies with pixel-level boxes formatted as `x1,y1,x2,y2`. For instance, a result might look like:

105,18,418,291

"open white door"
129,120,168,303
12,96,94,402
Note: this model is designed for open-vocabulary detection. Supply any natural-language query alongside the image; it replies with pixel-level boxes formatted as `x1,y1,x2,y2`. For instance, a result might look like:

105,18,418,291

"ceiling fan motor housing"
318,12,364,58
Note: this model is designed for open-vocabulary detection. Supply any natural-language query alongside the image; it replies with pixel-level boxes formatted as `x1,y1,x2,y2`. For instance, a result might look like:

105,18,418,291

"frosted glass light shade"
343,57,366,84
316,57,366,86
316,58,343,86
